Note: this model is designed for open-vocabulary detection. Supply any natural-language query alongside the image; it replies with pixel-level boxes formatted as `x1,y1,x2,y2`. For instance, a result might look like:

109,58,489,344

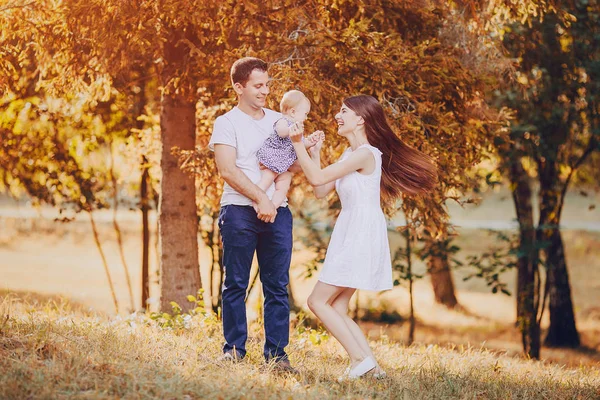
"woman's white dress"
318,144,393,291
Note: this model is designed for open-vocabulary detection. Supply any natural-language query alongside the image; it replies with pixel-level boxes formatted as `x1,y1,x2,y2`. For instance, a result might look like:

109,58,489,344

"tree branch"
558,137,597,215
0,1,36,13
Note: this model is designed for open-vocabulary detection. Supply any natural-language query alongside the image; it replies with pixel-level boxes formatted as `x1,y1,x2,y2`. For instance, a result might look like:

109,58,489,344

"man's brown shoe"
272,359,299,375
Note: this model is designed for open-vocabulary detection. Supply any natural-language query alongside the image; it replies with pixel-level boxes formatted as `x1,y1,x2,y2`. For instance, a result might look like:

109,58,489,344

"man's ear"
233,82,244,95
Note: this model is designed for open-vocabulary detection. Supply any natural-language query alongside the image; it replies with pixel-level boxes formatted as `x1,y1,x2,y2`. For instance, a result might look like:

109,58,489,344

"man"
209,57,296,372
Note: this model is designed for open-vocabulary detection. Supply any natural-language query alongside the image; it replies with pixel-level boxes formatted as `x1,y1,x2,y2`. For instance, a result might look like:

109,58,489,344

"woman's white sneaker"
338,357,376,381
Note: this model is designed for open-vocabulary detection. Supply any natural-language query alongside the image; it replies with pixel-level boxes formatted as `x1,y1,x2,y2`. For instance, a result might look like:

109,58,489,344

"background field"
2,186,599,368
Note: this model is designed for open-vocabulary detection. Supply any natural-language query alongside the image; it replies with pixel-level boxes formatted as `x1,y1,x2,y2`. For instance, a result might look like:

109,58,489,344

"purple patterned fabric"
257,117,299,174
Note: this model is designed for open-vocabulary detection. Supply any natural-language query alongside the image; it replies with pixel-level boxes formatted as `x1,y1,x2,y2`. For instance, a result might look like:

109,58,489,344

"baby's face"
290,99,311,123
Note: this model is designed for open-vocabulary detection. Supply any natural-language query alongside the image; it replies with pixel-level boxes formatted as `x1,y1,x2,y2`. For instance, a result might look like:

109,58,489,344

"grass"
1,291,599,399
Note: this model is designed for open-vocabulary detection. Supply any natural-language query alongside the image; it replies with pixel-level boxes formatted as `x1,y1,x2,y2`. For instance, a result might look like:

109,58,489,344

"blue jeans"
218,205,293,361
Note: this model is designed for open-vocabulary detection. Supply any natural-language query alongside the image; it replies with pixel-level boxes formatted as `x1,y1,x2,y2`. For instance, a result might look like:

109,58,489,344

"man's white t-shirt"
209,106,285,207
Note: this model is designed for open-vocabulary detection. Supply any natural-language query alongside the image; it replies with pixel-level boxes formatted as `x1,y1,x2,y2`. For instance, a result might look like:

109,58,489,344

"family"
208,57,437,380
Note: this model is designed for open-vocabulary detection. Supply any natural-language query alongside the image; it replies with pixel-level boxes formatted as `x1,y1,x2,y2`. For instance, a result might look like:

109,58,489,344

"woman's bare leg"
307,282,368,367
331,288,385,375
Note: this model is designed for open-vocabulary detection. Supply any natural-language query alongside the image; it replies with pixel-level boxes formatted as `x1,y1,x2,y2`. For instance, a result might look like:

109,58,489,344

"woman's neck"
348,132,369,151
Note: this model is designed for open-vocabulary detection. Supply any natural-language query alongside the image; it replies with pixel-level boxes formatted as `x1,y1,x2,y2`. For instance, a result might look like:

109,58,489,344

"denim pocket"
218,205,229,227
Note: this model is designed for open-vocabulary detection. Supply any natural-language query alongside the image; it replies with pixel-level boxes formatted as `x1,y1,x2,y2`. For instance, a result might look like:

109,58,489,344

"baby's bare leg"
252,168,278,213
257,167,278,191
271,171,293,209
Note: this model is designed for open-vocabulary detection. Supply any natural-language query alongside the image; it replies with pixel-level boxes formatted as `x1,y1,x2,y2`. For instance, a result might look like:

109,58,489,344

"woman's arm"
290,127,372,187
309,143,336,199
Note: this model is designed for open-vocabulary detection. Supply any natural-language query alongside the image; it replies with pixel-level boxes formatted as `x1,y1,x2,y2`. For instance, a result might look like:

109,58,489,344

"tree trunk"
110,141,135,312
158,91,201,312
425,230,458,308
543,228,580,347
209,216,224,315
216,239,224,314
406,228,415,346
509,158,533,324
538,161,580,347
428,254,458,308
89,211,119,314
207,219,216,311
509,157,541,359
420,194,459,308
133,79,151,311
141,156,150,310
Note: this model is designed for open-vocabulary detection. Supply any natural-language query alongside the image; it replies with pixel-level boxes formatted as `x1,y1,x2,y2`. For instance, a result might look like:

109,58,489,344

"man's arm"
214,144,277,223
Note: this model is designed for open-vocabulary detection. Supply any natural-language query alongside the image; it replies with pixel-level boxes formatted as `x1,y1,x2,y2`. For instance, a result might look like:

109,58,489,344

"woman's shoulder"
342,146,377,164
337,147,353,161
358,143,382,155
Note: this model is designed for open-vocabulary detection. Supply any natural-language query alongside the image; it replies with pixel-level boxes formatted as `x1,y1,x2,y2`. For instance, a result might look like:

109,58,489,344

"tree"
3,0,562,328
180,1,512,312
0,93,124,312
496,0,599,348
0,0,205,311
444,0,596,357
423,235,459,308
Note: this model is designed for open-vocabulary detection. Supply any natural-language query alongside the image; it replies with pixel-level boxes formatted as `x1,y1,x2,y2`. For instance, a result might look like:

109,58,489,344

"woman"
289,95,437,380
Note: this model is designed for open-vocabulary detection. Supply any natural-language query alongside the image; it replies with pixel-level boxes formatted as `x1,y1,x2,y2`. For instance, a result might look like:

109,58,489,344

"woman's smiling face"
334,103,362,136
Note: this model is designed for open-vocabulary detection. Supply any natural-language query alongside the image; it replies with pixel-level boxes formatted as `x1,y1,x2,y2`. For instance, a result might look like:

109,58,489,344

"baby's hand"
305,130,325,149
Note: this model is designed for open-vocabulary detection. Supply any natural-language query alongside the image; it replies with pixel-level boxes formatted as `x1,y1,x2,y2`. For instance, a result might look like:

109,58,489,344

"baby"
256,90,324,210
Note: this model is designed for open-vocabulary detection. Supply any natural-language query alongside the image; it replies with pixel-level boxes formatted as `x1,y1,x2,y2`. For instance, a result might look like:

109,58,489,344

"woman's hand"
309,131,325,157
289,121,304,143
305,130,324,149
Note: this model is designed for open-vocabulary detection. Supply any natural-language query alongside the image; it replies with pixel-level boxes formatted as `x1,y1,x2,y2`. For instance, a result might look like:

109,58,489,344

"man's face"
234,69,270,110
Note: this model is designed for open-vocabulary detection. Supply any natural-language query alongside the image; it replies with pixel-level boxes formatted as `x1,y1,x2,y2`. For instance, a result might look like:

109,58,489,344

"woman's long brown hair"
344,95,438,201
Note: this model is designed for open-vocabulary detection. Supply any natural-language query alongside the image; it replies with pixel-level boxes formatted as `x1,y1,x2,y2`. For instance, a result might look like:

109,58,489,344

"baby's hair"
280,90,310,114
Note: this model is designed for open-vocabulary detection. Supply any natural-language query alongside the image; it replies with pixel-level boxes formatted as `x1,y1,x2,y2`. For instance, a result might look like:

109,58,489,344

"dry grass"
1,291,599,400
2,212,600,372
1,191,599,397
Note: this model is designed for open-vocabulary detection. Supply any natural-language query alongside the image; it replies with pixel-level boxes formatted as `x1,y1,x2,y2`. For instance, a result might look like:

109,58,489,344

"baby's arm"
274,118,291,138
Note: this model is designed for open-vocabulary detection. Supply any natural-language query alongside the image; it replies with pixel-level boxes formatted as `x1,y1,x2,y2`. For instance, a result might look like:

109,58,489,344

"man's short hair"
231,57,268,87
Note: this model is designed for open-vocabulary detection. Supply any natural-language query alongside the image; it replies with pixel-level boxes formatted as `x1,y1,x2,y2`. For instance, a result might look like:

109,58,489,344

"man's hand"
255,194,277,223
214,144,277,223
288,160,302,173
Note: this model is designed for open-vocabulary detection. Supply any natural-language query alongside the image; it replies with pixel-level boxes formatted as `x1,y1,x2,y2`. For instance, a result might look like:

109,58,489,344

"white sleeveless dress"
318,144,393,291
